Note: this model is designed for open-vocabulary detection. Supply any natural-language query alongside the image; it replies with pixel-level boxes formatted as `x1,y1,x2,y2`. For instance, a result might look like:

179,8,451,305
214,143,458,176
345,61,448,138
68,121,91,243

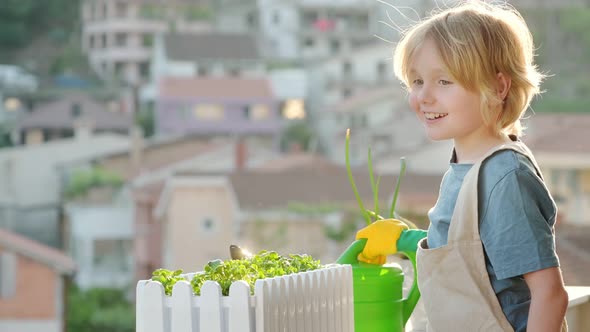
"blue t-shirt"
427,149,559,332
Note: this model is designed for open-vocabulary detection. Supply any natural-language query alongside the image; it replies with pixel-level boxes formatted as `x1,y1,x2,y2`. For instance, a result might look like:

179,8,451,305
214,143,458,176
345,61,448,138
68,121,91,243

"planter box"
136,264,354,332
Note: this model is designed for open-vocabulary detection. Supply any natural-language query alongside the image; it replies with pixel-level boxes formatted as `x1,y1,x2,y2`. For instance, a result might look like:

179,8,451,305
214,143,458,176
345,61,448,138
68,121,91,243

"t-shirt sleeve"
480,168,559,280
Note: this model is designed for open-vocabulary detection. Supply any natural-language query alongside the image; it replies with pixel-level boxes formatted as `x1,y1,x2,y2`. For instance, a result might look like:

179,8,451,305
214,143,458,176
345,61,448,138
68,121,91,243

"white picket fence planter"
136,264,354,332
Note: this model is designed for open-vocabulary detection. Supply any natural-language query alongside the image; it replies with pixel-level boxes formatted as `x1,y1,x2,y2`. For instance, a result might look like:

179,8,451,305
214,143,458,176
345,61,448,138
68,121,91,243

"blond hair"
393,1,544,136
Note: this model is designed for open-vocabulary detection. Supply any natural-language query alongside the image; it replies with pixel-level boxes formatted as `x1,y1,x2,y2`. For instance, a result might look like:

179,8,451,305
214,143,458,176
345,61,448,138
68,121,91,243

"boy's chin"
426,133,452,142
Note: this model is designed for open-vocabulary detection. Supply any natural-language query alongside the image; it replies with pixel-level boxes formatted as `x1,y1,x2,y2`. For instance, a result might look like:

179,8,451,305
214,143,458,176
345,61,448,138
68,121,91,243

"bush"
66,285,134,332
64,167,123,199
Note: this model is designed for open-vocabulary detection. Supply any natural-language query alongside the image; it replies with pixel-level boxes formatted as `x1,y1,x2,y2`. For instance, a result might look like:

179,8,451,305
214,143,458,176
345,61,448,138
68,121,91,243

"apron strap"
447,141,545,243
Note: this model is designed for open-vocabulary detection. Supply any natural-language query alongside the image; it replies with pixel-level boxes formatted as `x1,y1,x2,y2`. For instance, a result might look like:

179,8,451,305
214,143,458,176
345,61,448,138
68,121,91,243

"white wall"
0,320,59,332
269,69,308,100
67,204,134,289
259,0,300,59
166,62,196,77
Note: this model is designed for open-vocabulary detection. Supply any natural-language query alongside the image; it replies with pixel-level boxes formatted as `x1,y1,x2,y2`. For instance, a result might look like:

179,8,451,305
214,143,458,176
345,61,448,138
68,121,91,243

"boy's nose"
418,85,434,104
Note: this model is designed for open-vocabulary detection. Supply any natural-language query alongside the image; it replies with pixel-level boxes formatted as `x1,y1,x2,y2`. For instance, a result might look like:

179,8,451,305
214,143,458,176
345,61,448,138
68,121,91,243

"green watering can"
336,230,422,332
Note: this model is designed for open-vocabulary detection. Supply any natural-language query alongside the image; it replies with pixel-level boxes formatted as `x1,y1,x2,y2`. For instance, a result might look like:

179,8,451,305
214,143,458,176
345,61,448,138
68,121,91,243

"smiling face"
407,38,494,147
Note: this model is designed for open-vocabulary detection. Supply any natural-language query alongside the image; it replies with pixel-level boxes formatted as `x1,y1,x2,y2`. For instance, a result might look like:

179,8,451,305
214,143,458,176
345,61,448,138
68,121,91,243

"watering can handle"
336,229,426,326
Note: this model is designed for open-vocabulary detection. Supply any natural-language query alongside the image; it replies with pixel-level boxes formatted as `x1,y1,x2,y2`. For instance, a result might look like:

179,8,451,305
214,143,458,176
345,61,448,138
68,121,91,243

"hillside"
0,0,90,83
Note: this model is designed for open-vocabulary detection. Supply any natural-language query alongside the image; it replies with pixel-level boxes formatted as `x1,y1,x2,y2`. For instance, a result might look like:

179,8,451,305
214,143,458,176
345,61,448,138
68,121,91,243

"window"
116,1,128,18
194,104,224,120
342,61,352,75
246,12,257,28
303,12,318,25
115,33,127,47
88,3,95,21
25,129,44,145
281,99,305,120
229,68,241,77
3,98,21,111
330,39,341,54
567,169,580,193
139,61,150,79
377,61,387,81
197,66,209,76
342,88,352,98
178,105,191,119
114,62,125,77
251,104,270,120
71,103,82,118
93,239,132,271
142,34,153,47
200,218,217,234
304,38,315,48
0,252,17,298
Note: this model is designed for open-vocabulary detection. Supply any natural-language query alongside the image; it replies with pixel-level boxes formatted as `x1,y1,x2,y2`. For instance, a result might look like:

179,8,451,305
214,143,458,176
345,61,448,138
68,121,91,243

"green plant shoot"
368,147,381,217
389,157,407,218
345,129,407,224
345,129,372,225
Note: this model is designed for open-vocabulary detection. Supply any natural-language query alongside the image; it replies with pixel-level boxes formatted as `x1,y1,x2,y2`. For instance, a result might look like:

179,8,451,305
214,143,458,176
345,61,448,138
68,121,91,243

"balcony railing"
566,286,590,332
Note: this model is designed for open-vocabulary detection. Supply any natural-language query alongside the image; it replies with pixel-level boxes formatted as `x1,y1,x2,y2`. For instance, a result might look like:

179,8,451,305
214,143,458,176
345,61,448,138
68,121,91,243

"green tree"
135,106,155,138
0,0,80,52
0,1,37,47
66,285,134,332
280,121,314,152
0,123,14,149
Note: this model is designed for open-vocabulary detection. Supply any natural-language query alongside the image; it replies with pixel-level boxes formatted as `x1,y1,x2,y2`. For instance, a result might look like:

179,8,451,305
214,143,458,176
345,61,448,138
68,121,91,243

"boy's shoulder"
480,149,539,185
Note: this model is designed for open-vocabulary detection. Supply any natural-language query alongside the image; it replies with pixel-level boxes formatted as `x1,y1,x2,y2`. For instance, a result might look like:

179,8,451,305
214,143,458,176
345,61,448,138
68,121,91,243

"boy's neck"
453,133,511,164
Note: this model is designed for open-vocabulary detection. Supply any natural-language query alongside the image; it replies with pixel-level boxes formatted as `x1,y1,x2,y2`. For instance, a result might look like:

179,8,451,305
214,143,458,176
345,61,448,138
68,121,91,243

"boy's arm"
524,267,568,332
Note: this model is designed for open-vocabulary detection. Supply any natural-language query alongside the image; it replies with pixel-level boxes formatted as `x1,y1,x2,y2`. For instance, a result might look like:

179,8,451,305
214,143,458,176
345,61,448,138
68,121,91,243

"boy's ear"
496,72,511,102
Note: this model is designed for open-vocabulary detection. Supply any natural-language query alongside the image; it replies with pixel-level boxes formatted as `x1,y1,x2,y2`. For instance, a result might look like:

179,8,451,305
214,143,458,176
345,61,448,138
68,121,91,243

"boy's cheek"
408,94,420,113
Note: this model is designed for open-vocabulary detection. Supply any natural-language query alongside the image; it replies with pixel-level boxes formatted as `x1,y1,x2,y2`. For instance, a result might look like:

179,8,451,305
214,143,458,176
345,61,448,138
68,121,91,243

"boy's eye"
412,78,423,85
439,80,452,85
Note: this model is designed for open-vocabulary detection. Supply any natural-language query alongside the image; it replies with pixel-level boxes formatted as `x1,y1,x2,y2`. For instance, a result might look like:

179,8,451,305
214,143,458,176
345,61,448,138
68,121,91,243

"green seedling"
345,128,407,225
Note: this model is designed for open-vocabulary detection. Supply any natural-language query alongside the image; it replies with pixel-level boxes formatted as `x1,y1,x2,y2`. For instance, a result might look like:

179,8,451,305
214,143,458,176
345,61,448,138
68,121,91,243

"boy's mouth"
424,112,448,120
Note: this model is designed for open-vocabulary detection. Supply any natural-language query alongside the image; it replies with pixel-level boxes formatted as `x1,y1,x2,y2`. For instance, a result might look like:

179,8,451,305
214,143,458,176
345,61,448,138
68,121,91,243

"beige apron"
416,141,567,332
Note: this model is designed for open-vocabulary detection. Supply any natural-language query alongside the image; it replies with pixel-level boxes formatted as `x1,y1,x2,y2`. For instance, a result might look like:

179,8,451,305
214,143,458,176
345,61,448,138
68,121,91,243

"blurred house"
524,113,590,226
152,32,264,80
304,43,403,159
523,113,590,286
375,139,455,176
130,138,280,282
212,0,259,35
140,153,441,276
215,0,384,60
0,133,129,248
66,134,279,289
141,31,266,104
13,93,133,146
141,30,308,124
62,133,218,290
65,186,134,290
0,228,75,332
80,0,212,85
0,93,28,126
154,77,284,139
309,43,398,107
323,84,425,166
